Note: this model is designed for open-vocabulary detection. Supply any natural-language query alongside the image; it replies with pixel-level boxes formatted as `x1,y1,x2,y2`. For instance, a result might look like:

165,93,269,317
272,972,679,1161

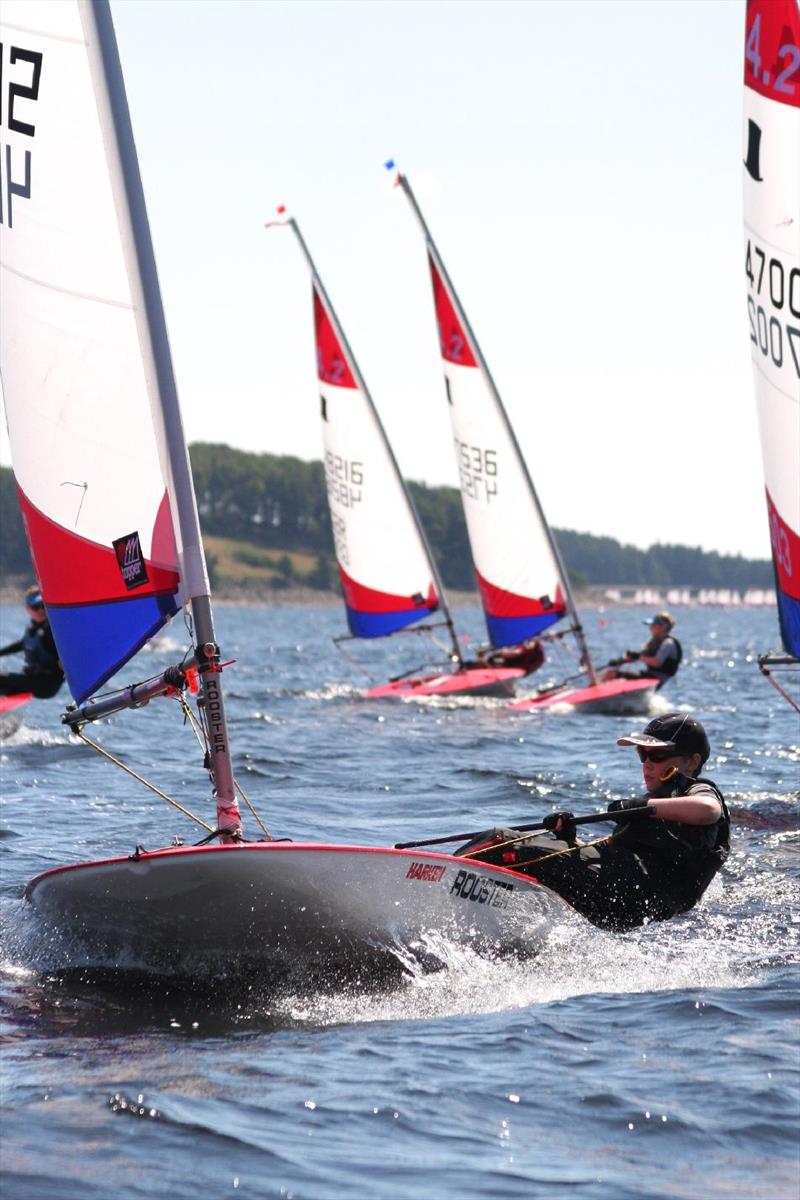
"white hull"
26,842,567,980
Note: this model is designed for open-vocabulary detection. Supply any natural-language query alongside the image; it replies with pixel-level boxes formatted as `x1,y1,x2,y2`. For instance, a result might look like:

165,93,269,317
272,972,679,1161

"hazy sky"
4,0,768,559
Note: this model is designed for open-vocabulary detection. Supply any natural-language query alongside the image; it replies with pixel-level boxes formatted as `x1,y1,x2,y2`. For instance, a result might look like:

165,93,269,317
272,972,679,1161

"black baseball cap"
25,586,43,608
617,712,710,763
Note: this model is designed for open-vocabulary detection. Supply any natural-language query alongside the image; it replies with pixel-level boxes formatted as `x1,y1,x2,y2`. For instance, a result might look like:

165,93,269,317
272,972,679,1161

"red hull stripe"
476,568,565,620
17,485,180,605
313,283,356,388
744,0,800,108
429,254,477,367
339,564,438,615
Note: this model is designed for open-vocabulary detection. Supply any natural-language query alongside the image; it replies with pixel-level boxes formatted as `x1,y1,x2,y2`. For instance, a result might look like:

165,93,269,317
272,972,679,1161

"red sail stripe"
429,253,477,368
17,485,180,606
476,569,565,619
313,284,356,389
766,488,800,600
339,565,438,615
744,0,800,108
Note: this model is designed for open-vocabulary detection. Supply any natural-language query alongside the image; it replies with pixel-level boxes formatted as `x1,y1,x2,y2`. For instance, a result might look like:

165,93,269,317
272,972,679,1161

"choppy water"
1,603,798,1199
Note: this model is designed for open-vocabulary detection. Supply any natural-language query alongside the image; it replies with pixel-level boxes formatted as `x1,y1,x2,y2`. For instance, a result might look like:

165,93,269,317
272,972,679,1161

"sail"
0,0,189,702
313,282,440,637
743,0,800,657
424,248,567,648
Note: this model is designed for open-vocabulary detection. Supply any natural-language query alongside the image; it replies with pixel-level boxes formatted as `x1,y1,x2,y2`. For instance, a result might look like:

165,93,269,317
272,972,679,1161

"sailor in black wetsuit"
0,586,64,699
455,713,729,932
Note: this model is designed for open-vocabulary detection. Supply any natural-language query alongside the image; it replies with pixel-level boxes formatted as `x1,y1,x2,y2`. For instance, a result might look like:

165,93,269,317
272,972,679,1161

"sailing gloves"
624,650,641,662
542,811,578,844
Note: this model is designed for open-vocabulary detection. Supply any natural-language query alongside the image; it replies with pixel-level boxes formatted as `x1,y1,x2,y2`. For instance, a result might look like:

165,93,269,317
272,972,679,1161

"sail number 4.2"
455,439,498,504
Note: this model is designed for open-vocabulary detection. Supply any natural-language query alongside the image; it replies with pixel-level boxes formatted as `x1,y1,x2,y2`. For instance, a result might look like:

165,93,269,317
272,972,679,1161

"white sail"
0,1,239,831
395,173,593,670
0,0,194,701
743,0,800,657
312,280,442,637
427,253,568,648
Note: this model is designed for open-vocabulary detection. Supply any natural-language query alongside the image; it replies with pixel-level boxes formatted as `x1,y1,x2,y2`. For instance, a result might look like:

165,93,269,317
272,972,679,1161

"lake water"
1,602,798,1199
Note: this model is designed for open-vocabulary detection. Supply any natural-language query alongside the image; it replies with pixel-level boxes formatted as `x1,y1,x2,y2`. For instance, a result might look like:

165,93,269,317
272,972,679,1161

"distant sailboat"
393,169,658,714
3,0,564,978
267,213,530,698
743,0,800,713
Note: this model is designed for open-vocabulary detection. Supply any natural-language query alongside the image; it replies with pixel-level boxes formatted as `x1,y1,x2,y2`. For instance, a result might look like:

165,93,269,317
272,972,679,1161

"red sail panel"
744,0,800,108
429,254,477,367
18,486,180,606
314,284,357,388
767,488,800,601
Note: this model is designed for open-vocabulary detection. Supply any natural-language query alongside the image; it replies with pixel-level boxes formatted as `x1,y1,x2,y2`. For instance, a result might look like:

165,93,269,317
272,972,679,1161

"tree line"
0,445,773,591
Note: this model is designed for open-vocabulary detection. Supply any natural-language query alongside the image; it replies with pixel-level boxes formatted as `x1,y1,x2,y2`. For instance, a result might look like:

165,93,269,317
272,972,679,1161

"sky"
3,0,769,561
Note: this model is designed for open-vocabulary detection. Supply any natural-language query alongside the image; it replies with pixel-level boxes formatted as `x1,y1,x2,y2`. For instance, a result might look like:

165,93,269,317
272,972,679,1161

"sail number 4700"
454,439,498,504
745,241,800,380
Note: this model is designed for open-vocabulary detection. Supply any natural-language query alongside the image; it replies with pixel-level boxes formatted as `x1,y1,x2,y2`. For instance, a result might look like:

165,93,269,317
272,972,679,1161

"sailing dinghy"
0,695,33,740
267,214,526,699
393,170,658,716
743,0,800,714
3,0,565,979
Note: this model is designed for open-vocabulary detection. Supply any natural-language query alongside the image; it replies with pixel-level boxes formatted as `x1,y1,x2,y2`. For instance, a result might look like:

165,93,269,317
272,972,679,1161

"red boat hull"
511,677,658,715
367,666,525,699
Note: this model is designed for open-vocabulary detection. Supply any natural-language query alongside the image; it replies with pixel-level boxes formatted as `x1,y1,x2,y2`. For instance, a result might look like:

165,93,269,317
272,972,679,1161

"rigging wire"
177,694,273,839
74,728,214,833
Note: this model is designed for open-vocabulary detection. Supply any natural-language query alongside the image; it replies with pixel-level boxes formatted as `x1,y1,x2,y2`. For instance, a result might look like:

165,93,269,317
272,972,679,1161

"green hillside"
0,445,773,595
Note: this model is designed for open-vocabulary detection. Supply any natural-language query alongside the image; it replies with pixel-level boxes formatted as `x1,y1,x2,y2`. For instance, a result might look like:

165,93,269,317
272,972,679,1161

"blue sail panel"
48,594,179,704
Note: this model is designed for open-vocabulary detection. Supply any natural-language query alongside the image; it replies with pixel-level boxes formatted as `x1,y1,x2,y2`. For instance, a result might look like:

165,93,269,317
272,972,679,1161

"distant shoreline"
0,576,774,610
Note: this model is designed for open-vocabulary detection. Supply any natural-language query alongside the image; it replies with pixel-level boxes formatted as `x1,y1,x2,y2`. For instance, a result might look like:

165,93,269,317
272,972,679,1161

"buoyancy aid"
642,634,682,679
611,772,729,909
658,636,682,678
22,621,61,675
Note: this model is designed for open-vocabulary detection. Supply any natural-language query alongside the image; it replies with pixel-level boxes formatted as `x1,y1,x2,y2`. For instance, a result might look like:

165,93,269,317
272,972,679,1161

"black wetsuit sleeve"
0,639,24,657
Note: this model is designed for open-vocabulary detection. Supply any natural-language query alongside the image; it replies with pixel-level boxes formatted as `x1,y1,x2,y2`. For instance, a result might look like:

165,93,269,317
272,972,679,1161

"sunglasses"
636,747,676,764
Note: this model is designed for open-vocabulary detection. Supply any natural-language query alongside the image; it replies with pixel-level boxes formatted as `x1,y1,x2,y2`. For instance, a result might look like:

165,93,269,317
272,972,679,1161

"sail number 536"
454,439,498,503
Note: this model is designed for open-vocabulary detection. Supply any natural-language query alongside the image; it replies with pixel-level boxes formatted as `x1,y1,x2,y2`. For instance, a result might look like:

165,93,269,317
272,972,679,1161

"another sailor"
0,586,64,698
603,611,682,688
455,713,729,932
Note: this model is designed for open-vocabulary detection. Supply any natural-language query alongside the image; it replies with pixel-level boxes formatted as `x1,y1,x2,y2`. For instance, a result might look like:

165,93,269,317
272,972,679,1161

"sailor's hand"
542,810,577,843
624,650,640,662
608,798,652,820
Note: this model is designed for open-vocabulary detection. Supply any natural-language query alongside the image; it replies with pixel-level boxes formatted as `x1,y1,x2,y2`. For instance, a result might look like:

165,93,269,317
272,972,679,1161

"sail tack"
313,282,440,637
0,1,184,701
743,0,800,656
